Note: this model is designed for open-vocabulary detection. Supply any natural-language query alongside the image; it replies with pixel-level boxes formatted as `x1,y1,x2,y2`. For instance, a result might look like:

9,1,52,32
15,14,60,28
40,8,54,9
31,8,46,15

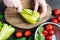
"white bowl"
35,22,60,40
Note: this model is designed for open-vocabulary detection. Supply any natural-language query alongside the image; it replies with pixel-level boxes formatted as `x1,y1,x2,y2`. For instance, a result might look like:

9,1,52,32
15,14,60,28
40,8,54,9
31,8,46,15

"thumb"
18,6,23,12
17,0,23,12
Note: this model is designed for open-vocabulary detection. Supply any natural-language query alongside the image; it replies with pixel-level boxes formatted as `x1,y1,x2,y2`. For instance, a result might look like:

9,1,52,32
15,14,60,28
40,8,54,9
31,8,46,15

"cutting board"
3,0,51,29
4,4,52,29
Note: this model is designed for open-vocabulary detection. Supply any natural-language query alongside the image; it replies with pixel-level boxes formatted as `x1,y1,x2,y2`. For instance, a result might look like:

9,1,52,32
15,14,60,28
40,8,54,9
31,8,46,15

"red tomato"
45,24,53,31
53,9,60,16
24,30,31,37
42,30,48,36
45,35,52,40
16,31,22,38
57,16,60,22
51,18,58,24
49,30,54,35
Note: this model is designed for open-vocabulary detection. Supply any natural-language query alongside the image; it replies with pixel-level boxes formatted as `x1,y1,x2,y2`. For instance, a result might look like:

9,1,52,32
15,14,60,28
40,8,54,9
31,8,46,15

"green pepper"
20,9,40,24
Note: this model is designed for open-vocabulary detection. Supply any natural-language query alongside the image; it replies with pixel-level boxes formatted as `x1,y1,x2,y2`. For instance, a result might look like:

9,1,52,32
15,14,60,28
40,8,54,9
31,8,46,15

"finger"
3,0,14,7
34,0,39,12
40,5,47,19
17,0,23,12
39,0,47,19
18,6,23,12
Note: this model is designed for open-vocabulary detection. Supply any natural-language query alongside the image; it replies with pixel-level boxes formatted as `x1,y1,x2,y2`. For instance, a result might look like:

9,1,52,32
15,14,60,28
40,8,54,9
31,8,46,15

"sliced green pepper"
20,9,40,24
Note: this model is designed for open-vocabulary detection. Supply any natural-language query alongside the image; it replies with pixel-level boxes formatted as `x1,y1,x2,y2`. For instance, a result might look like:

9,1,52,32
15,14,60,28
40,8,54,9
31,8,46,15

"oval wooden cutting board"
4,5,52,29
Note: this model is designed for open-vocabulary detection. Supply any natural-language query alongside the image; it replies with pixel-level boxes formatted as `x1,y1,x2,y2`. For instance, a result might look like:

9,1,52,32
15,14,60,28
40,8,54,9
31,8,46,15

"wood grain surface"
4,4,52,29
0,0,2,2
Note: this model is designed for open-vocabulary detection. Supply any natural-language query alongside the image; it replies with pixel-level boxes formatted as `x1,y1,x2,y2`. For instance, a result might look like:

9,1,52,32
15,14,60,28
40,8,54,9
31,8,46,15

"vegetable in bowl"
35,26,45,40
35,22,57,40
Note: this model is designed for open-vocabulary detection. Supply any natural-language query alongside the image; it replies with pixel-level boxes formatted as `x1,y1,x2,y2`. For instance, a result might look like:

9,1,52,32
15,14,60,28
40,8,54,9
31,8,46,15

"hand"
34,0,47,19
3,0,23,12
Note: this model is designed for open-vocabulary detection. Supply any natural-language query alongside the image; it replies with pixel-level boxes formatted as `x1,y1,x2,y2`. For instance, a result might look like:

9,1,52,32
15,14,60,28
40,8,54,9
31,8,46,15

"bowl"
35,22,60,40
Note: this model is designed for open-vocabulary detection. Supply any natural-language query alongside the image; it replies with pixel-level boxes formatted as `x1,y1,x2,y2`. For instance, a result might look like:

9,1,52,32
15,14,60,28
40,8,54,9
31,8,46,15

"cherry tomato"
57,16,60,22
51,18,58,24
15,31,22,38
42,30,48,36
53,9,60,16
45,35,52,40
45,24,53,31
49,30,54,35
24,30,31,37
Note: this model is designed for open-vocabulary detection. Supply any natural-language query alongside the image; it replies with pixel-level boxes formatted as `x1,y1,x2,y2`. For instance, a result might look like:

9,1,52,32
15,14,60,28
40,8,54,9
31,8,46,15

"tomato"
24,30,31,37
51,18,58,24
49,30,54,35
15,31,22,38
57,16,60,22
45,24,53,31
45,35,52,40
53,9,60,16
42,30,48,36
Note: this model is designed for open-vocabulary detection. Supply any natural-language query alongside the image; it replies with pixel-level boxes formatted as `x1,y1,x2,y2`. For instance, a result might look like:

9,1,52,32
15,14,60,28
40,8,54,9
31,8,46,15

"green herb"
0,21,3,30
0,14,3,19
15,37,26,40
36,26,45,40
28,34,34,40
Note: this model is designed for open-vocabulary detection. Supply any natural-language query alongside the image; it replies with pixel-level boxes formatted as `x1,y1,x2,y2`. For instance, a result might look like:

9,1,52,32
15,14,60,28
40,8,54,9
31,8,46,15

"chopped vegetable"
20,9,40,24
0,24,15,40
36,26,45,40
38,26,44,33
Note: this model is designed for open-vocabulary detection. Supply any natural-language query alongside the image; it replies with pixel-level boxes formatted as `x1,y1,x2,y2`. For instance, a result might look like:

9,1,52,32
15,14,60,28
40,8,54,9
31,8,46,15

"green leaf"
0,21,3,30
38,26,44,33
36,26,45,40
14,37,26,40
0,14,3,19
28,34,34,40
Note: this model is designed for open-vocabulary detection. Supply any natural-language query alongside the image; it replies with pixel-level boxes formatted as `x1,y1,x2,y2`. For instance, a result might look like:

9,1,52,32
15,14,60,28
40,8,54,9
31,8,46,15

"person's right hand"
3,0,23,12
34,0,47,19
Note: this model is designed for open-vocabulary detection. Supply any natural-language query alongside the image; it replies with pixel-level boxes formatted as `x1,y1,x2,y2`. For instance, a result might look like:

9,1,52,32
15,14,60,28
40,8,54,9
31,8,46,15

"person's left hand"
3,0,23,12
